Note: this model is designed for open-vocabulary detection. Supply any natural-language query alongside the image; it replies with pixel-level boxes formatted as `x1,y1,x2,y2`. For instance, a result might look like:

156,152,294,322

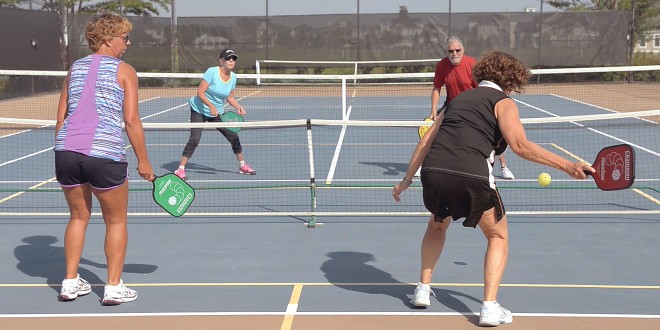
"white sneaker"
410,282,435,307
414,167,421,177
479,302,513,327
59,274,92,301
102,280,138,306
501,167,515,180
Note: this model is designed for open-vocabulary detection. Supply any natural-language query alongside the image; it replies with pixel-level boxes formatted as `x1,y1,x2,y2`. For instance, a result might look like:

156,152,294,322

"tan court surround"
2,314,660,329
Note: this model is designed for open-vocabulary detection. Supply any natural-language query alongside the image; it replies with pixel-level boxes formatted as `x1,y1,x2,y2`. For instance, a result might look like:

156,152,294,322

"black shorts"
55,150,128,189
421,170,505,228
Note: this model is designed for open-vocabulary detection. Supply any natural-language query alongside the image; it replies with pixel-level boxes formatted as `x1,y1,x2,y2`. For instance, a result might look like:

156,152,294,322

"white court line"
325,105,353,184
0,148,53,168
140,90,258,121
550,94,659,124
140,102,186,120
0,311,659,319
514,99,660,157
0,97,166,205
516,99,660,205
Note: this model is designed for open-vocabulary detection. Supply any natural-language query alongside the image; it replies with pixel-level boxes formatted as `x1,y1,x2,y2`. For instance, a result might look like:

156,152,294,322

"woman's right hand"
392,179,411,202
565,161,595,179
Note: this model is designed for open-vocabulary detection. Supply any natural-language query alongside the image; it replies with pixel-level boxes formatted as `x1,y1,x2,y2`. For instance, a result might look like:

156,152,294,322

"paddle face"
418,118,433,139
588,144,635,191
152,173,195,217
220,111,244,133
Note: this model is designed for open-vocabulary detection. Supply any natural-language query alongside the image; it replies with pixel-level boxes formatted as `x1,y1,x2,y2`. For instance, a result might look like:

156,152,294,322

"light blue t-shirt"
189,66,237,117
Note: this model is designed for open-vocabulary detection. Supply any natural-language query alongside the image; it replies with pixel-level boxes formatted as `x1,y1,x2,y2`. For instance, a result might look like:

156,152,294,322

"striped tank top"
54,55,126,162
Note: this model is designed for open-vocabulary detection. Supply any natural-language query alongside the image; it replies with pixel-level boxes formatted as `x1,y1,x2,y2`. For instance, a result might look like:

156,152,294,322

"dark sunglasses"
448,49,461,53
224,56,237,61
116,35,130,43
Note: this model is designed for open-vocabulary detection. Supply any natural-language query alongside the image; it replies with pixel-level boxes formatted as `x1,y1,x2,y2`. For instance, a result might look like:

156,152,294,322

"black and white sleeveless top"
422,80,510,184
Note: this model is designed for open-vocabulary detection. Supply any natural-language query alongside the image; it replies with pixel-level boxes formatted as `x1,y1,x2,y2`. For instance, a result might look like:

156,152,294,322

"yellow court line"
281,284,303,330
549,143,590,164
0,177,56,204
3,282,659,290
632,188,660,206
550,143,659,206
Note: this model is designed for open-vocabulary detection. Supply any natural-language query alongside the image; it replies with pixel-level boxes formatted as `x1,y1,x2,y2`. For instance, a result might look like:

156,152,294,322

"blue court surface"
0,91,658,329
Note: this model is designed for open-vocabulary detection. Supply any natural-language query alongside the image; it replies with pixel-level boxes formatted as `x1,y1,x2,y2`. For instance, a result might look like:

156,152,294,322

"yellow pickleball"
537,173,551,187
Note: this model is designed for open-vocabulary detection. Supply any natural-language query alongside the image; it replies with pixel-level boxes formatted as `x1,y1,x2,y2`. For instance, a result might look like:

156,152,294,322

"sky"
162,0,557,17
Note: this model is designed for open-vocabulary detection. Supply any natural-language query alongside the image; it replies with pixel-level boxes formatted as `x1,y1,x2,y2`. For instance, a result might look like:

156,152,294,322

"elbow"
124,117,142,129
508,139,529,156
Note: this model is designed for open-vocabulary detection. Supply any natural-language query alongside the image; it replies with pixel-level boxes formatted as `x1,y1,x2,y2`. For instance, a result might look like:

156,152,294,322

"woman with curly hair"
393,51,594,326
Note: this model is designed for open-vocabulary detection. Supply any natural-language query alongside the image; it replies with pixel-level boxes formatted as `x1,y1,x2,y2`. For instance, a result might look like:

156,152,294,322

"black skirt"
421,170,505,228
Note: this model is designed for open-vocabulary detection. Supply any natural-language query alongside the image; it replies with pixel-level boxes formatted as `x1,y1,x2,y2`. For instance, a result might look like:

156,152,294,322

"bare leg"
419,215,451,283
179,155,190,167
62,184,93,279
499,155,508,168
477,208,509,301
93,181,129,286
235,152,244,162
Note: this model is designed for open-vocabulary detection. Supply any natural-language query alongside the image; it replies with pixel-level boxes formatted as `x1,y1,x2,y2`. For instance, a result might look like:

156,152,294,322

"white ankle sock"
483,300,497,307
178,165,185,170
239,160,245,166
107,279,124,288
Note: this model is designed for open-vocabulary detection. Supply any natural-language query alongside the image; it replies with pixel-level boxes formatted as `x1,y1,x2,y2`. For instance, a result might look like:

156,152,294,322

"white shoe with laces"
410,282,435,307
102,280,138,306
59,274,92,301
501,167,515,180
479,302,513,327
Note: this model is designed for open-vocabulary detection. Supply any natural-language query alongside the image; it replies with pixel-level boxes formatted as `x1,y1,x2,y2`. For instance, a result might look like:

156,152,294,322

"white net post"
306,119,318,228
342,77,347,120
255,60,261,85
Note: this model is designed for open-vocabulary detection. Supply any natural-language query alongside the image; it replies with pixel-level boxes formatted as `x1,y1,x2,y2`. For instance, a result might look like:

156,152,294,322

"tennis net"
1,66,658,222
0,110,658,221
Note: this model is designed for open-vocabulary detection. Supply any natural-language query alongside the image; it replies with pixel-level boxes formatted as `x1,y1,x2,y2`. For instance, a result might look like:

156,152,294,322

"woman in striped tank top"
54,13,154,306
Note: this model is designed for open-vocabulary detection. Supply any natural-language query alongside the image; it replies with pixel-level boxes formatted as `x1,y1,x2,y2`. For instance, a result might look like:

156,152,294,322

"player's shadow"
321,251,479,319
161,160,236,175
14,235,158,299
359,162,408,176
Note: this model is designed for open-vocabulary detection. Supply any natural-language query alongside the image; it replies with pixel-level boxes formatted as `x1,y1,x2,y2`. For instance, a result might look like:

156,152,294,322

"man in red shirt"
417,37,515,181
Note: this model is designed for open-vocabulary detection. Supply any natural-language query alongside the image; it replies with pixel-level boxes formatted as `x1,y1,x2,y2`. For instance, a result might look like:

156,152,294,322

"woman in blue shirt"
175,49,255,179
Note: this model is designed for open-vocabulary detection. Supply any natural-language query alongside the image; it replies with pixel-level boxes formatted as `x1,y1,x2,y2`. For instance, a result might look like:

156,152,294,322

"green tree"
546,0,659,65
546,0,659,41
0,0,171,69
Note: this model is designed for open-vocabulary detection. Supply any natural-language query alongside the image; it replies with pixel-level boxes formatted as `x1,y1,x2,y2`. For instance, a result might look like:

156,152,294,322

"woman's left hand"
237,106,246,116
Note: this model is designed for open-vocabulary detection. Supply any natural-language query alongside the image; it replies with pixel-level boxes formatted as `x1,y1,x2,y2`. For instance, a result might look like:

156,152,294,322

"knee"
485,231,508,241
428,216,450,232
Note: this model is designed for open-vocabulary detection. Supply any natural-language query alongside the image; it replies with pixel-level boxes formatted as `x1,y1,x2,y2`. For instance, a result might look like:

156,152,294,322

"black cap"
220,49,238,59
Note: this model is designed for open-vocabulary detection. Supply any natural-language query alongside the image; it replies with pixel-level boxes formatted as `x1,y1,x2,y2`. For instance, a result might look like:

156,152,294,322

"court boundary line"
550,94,659,125
2,282,660,289
1,311,659,319
0,210,659,217
325,105,353,184
515,99,660,158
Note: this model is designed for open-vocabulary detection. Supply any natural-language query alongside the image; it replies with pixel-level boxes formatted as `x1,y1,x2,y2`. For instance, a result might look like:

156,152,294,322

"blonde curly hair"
473,50,531,94
85,13,132,52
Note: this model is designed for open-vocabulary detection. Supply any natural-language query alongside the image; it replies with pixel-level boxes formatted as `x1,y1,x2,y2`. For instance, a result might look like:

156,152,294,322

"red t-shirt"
433,55,478,105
